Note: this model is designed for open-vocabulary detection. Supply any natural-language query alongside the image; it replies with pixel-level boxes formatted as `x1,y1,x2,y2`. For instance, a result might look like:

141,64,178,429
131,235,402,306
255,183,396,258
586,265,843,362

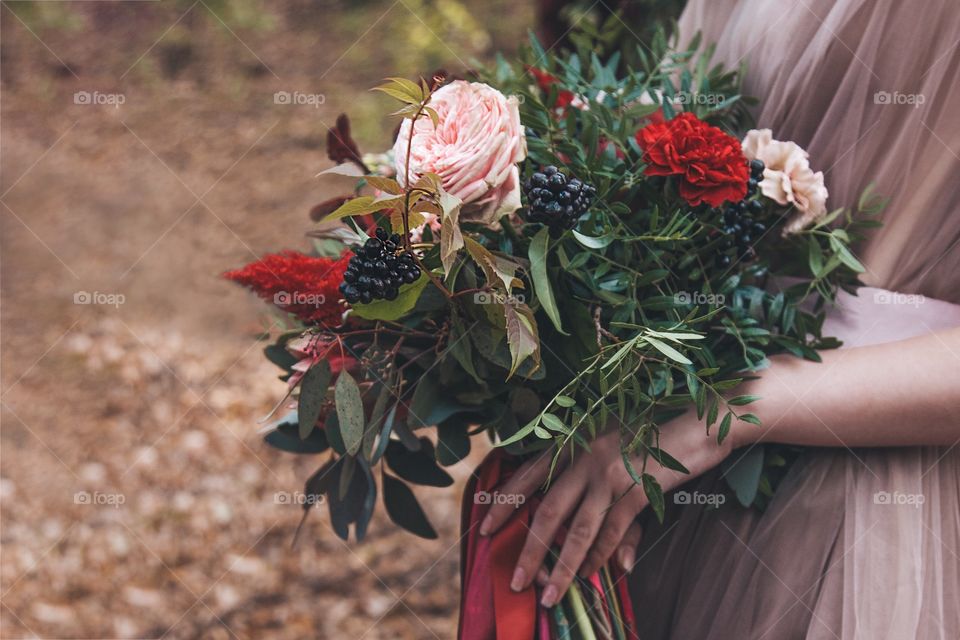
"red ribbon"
459,450,538,640
458,450,640,640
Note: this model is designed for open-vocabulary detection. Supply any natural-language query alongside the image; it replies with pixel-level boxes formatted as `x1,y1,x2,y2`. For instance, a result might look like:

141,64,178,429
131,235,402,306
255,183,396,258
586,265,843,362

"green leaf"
439,189,464,274
728,395,761,406
830,235,866,273
706,399,719,429
504,301,541,380
808,240,825,275
464,237,521,292
496,418,537,446
384,439,454,487
373,85,422,104
644,336,692,365
541,413,567,433
264,343,298,372
321,195,402,223
717,412,733,444
436,420,472,466
364,175,403,194
695,384,707,420
373,77,424,104
642,473,665,523
382,473,437,539
738,413,762,425
297,360,332,439
555,395,577,408
571,229,614,249
351,272,430,321
722,447,765,507
326,457,377,541
264,415,329,454
529,227,566,334
334,371,364,456
317,163,365,178
645,446,690,474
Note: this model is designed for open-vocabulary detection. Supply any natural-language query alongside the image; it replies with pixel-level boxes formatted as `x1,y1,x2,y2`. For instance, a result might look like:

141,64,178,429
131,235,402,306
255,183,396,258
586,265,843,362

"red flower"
223,251,352,327
527,66,576,110
636,112,749,207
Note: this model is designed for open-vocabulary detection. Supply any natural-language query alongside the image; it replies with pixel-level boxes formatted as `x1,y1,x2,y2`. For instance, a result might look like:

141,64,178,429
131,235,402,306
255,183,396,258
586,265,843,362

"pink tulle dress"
628,1,960,638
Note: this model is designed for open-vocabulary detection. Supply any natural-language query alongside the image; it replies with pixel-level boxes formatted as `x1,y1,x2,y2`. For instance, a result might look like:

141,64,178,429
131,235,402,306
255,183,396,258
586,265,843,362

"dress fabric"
628,1,960,638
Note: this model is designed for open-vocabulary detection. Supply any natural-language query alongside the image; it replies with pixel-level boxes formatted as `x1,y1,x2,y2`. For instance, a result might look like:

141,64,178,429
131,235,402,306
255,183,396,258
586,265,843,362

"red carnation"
636,112,749,207
223,251,352,327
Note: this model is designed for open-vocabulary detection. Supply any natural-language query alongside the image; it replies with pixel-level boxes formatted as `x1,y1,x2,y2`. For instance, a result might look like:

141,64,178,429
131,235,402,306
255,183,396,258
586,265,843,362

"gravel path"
1,3,528,637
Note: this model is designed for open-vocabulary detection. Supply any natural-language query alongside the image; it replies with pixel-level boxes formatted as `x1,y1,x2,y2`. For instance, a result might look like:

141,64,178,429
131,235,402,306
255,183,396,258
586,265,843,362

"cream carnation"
742,129,828,234
393,80,526,225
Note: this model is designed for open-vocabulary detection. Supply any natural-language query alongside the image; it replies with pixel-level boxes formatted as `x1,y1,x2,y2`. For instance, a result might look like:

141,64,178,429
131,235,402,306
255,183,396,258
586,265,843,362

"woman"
481,0,960,637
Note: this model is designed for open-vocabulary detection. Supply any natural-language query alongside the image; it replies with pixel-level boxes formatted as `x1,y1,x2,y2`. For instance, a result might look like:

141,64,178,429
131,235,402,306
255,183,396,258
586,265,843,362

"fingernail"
540,585,558,608
618,547,635,573
479,515,492,536
510,567,526,592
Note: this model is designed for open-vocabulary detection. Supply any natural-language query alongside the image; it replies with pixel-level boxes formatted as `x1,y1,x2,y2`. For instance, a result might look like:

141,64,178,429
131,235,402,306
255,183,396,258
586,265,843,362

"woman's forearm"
732,327,960,448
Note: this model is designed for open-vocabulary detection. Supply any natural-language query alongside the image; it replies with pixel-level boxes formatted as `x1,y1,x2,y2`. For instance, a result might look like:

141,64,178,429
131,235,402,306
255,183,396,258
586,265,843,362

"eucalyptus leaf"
334,371,364,456
382,473,438,539
297,360,331,440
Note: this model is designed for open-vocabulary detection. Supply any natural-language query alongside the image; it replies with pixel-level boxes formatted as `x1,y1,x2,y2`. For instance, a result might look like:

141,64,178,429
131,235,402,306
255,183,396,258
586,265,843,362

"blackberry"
523,165,597,234
339,227,421,304
715,159,767,266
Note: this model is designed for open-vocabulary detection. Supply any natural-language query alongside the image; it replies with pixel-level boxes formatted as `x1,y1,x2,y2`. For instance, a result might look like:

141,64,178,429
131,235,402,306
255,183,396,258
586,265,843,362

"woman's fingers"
577,499,637,578
480,449,555,536
540,487,607,607
615,521,643,574
509,464,588,593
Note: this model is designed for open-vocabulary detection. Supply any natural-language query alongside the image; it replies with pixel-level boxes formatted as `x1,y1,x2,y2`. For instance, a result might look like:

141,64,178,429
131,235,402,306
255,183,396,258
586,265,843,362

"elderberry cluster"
340,228,421,304
716,159,767,267
523,166,597,235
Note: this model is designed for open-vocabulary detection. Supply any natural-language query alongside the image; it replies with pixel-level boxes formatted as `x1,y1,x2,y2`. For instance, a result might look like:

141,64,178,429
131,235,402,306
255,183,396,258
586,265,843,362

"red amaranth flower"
223,251,352,327
636,112,749,207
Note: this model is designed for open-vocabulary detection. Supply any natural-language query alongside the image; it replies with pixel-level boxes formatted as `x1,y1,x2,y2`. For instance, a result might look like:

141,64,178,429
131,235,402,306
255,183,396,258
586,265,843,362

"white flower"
742,129,828,234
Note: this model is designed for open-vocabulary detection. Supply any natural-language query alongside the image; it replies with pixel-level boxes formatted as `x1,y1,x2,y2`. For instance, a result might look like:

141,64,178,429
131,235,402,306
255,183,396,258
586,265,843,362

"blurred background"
0,1,680,637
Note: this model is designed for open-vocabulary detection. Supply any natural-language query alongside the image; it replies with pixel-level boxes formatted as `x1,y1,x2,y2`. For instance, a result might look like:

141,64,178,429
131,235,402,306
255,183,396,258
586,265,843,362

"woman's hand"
479,411,736,607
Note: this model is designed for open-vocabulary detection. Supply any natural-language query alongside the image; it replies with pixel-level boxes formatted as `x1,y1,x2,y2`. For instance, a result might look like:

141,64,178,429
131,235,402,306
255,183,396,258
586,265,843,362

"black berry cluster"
523,166,597,234
716,159,767,267
340,228,421,304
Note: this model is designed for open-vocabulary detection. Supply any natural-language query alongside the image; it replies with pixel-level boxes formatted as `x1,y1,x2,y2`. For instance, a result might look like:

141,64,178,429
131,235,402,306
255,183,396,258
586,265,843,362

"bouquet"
225,29,880,640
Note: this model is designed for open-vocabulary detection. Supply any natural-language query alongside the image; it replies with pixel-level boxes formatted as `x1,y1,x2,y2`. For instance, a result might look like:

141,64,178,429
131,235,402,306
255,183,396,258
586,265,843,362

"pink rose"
393,80,526,225
742,129,828,235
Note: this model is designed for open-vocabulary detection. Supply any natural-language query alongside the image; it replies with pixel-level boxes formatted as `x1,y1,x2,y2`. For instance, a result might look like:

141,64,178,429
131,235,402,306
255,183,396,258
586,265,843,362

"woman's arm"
482,326,960,608
733,326,960,448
